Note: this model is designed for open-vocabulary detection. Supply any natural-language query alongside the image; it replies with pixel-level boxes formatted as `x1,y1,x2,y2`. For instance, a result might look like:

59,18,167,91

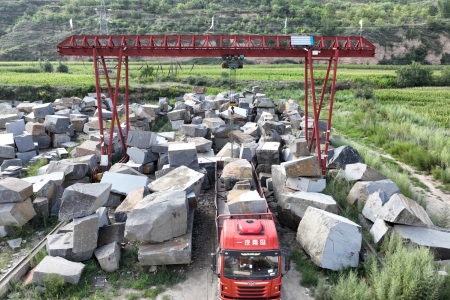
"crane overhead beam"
57,35,375,58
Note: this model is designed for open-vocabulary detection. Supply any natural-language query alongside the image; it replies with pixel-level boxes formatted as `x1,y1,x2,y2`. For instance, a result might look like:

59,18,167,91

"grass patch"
430,205,450,228
292,249,320,287
29,248,47,268
26,158,48,177
317,234,448,300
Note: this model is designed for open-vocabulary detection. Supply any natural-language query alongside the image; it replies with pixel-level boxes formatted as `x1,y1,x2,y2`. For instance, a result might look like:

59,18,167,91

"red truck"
211,161,290,299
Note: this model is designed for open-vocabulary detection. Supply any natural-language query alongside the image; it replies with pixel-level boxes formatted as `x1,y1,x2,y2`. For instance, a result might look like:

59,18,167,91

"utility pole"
96,0,110,35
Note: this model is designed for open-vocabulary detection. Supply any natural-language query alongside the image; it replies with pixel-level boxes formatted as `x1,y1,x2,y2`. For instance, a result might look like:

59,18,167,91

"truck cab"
212,215,287,300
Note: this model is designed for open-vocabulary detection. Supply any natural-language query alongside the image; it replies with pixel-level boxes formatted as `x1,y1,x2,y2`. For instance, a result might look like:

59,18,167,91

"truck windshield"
223,253,279,279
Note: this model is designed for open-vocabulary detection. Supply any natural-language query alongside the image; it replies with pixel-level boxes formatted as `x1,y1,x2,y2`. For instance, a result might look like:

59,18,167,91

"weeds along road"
156,189,314,300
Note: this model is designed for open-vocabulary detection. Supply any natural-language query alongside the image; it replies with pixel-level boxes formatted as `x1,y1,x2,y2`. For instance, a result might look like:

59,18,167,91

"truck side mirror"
210,253,217,274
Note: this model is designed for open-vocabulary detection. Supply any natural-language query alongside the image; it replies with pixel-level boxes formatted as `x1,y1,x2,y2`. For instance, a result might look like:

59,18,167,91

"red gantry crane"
57,35,375,173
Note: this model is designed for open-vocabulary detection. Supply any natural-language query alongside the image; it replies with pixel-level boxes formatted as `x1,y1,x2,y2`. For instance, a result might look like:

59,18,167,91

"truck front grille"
236,285,266,298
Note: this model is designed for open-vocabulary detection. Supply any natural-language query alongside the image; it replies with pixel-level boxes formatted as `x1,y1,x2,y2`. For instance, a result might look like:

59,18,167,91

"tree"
396,61,433,87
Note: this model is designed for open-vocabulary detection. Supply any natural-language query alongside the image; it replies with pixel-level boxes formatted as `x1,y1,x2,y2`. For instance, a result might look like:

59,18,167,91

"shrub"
56,62,69,73
396,62,433,87
331,234,446,300
41,60,53,73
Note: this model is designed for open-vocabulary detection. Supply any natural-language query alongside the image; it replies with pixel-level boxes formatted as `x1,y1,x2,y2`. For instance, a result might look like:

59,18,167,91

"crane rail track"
0,221,68,298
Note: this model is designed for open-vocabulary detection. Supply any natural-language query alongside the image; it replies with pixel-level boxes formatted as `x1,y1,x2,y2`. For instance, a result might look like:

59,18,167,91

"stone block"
14,134,35,152
58,183,111,221
393,225,450,260
23,172,65,185
32,103,54,119
168,143,199,169
44,115,70,133
100,171,149,196
114,186,145,222
279,191,338,222
220,159,254,190
148,166,204,198
33,197,49,217
96,207,110,228
370,218,391,244
0,114,19,129
17,150,37,164
285,177,326,193
126,130,157,149
179,124,208,137
216,142,240,159
0,226,7,238
344,163,387,182
46,160,89,181
1,158,22,171
239,142,258,163
32,135,51,149
16,102,36,113
280,156,322,177
187,137,212,153
125,190,188,243
0,198,37,226
51,133,71,148
127,147,158,164
0,177,33,203
288,138,310,157
362,192,388,223
98,222,127,247
0,145,15,159
347,179,400,205
228,130,256,144
138,209,194,266
95,242,121,272
380,193,433,227
6,119,25,137
202,118,225,130
168,109,190,121
70,140,99,159
72,214,99,260
0,133,15,147
227,190,266,214
256,142,280,165
33,256,85,285
297,207,362,271
327,145,363,169
71,118,87,132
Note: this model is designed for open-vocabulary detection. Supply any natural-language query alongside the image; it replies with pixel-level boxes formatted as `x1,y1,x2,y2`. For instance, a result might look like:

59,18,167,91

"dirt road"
156,187,314,300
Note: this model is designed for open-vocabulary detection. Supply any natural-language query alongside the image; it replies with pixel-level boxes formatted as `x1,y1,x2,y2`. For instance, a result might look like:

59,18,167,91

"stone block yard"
0,87,448,299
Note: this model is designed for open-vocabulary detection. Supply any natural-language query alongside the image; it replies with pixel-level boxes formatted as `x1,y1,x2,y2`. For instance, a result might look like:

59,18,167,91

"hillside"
0,0,450,63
